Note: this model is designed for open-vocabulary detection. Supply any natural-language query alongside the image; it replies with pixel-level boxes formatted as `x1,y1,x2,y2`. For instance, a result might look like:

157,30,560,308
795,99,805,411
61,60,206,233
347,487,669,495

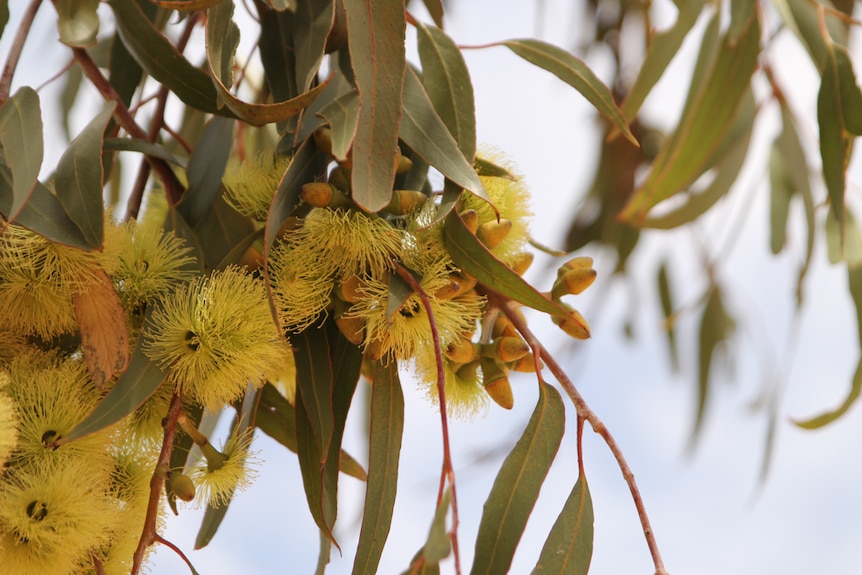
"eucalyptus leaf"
531,471,593,575
0,86,43,223
55,0,100,48
317,90,359,162
294,0,334,92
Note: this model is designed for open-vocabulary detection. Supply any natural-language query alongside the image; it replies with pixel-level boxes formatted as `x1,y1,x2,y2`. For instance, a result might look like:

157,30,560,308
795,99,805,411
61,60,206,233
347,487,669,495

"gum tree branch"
0,0,43,105
493,294,671,575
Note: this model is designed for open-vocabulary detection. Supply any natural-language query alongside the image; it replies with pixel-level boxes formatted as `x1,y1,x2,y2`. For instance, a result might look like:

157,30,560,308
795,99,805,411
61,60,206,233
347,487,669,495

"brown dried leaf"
73,269,130,389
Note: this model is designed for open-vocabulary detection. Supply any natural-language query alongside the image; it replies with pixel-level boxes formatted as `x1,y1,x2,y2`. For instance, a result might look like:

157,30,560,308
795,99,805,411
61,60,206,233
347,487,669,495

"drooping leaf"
317,89,359,162
729,0,757,44
825,208,862,266
0,86,43,222
657,260,679,372
421,0,444,28
294,0,334,92
151,0,224,9
103,137,188,168
422,489,452,564
794,341,862,430
177,115,234,228
819,40,850,242
531,471,593,575
73,268,130,390
386,269,415,321
258,7,300,134
401,67,486,202
293,326,336,461
502,39,636,146
256,382,298,452
470,381,565,575
54,101,116,249
55,0,100,47
834,44,862,135
416,21,476,160
343,0,406,212
0,1,8,38
206,1,330,126
639,89,755,230
193,195,255,270
444,208,570,318
693,286,735,443
619,10,760,223
108,0,224,115
778,0,847,73
353,360,404,575
58,322,169,445
620,0,705,121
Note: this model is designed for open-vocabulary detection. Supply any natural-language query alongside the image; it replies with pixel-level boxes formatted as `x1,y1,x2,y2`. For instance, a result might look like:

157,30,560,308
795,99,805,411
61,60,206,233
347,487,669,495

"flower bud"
435,273,478,301
551,267,597,299
313,126,333,156
335,314,365,345
509,252,534,276
476,218,512,249
552,304,591,340
557,256,593,278
510,352,543,373
328,166,351,193
169,473,196,502
482,358,513,410
337,274,365,303
459,209,479,233
445,336,477,364
384,189,427,215
395,149,413,174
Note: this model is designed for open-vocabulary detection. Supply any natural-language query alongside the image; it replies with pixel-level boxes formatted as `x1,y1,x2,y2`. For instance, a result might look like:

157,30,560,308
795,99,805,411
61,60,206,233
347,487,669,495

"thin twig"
0,0,43,104
71,47,184,206
154,533,199,575
494,294,671,575
393,263,462,575
131,391,184,575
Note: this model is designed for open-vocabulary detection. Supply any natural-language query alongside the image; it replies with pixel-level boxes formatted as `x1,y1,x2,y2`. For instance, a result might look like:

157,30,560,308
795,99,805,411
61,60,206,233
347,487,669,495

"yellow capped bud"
492,309,522,339
557,256,594,277
511,352,543,373
313,126,333,156
456,360,480,382
169,473,196,502
335,314,365,345
445,336,477,364
337,274,365,303
482,358,513,409
459,209,479,233
552,304,591,340
435,273,478,300
476,218,512,249
395,149,413,174
384,189,427,215
239,246,264,272
300,182,332,207
509,252,534,276
552,267,597,299
494,336,530,362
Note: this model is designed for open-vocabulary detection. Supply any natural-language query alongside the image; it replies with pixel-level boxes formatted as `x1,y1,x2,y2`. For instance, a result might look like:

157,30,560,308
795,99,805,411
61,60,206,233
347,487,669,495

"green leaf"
639,89,755,230
317,90,360,162
386,269,415,321
778,0,847,73
294,327,336,461
353,360,404,575
58,326,169,445
422,489,452,563
826,208,862,266
343,0,406,212
729,0,757,44
0,1,8,38
0,86,43,222
621,0,705,121
531,472,593,575
207,0,330,126
294,0,334,92
834,44,862,135
55,0,100,47
657,261,679,372
443,208,569,318
502,39,636,147
177,115,234,228
693,287,735,443
794,355,862,429
259,8,300,133
193,196,255,270
620,10,760,223
256,382,298,451
401,68,486,202
108,0,224,115
819,41,851,241
470,381,565,575
103,137,188,168
421,0,444,28
416,21,476,160
54,101,116,249
264,135,328,253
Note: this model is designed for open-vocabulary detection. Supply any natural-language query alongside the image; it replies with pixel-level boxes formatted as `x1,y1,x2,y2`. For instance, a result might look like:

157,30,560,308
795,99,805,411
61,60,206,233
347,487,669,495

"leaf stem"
131,391,184,575
393,263,462,575
70,47,184,206
0,0,43,105
494,294,671,575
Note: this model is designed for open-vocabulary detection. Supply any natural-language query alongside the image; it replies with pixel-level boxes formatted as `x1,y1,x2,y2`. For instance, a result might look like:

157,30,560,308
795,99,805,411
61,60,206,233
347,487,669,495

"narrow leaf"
657,261,679,372
444,208,569,318
193,196,255,270
108,0,224,115
693,287,734,442
470,382,565,575
207,1,329,126
531,472,593,575
834,44,862,135
103,137,188,168
0,86,43,222
620,11,760,223
353,361,404,575
343,0,406,212
0,175,92,249
59,323,169,444
794,355,862,429
416,21,476,160
55,101,116,248
293,327,336,462
55,0,100,47
422,489,452,563
819,41,850,241
317,90,360,162
177,115,234,228
503,39,636,146
294,0,334,92
401,68,486,202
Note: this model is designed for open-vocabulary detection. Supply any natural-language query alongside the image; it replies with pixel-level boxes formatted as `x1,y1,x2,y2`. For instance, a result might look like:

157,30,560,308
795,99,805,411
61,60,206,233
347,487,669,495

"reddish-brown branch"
154,533,199,574
131,391,184,575
394,263,462,575
493,294,671,575
0,0,43,105
70,47,184,206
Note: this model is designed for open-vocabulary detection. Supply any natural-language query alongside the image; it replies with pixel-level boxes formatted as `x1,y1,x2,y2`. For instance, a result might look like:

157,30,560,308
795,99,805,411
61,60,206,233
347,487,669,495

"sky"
5,1,862,574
